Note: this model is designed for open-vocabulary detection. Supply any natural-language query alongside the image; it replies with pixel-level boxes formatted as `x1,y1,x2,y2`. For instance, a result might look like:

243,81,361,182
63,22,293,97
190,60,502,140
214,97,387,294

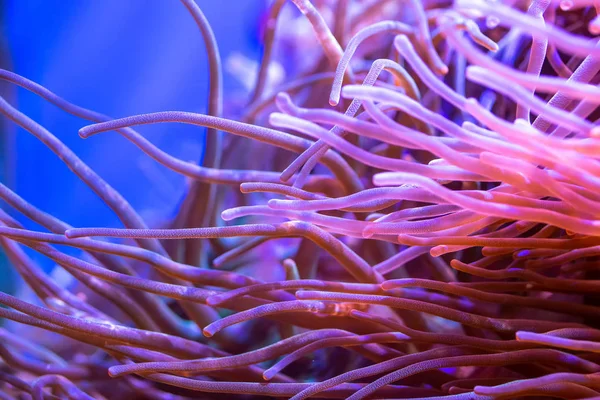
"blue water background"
2,0,266,280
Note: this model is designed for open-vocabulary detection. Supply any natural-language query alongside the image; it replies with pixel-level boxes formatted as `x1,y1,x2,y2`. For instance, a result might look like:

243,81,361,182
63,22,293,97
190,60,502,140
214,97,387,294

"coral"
1,0,600,399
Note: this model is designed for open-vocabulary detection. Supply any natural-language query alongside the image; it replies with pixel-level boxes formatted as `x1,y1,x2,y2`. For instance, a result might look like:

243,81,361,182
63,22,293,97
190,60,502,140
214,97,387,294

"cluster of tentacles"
2,0,600,399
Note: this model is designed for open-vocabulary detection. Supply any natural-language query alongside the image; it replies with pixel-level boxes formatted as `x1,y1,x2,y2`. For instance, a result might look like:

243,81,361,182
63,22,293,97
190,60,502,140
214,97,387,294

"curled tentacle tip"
279,171,294,183
64,229,79,239
201,328,215,338
394,34,409,46
590,19,600,35
339,86,356,100
275,91,289,103
267,199,278,208
220,210,235,221
461,120,476,130
361,226,375,239
515,331,533,341
515,220,532,231
107,367,126,378
205,295,224,306
267,199,287,209
262,371,275,381
328,95,340,107
397,234,411,243
436,64,449,76
430,245,448,257
465,97,478,106
77,126,96,139
473,386,489,395
268,113,283,128
274,92,297,115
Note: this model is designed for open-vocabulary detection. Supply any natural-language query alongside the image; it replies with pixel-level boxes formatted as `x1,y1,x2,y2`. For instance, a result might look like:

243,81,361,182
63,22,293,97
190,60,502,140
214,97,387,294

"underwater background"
2,0,266,283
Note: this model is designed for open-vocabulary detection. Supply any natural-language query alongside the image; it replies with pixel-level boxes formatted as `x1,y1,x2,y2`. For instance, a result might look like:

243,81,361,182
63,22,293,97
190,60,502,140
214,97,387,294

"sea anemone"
2,0,600,398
